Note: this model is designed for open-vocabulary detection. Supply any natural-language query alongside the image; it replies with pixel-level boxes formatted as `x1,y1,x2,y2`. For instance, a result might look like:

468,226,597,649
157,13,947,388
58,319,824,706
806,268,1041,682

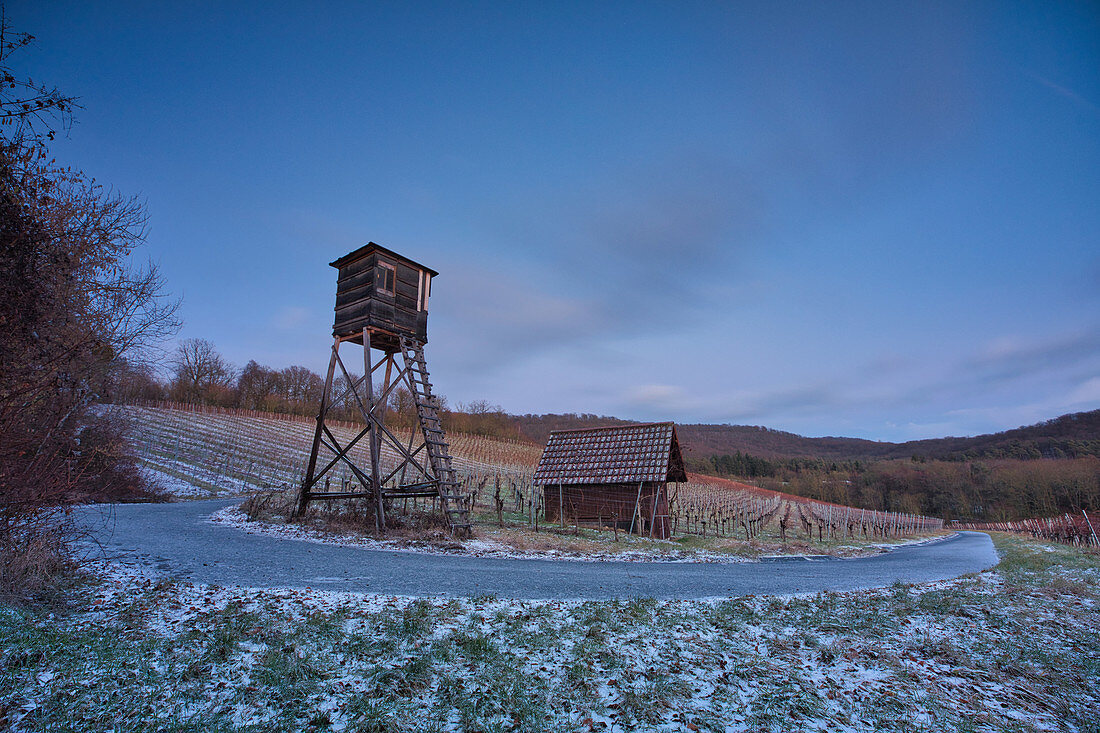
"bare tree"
169,339,234,404
237,360,281,410
1,14,180,602
0,9,79,143
280,365,323,414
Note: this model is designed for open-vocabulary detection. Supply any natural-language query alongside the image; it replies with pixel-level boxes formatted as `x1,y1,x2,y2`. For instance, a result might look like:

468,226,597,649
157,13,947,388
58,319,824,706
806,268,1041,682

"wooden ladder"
400,336,472,537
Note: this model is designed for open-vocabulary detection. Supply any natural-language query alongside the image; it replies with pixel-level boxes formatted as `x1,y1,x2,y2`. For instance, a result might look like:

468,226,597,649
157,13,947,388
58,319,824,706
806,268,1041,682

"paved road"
75,499,999,600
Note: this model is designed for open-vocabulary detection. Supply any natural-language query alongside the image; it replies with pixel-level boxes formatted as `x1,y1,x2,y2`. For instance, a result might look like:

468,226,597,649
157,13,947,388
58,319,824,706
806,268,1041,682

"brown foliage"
0,19,179,603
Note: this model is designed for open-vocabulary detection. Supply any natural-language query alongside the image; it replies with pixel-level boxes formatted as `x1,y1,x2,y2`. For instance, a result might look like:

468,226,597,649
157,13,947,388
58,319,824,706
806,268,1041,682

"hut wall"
332,253,429,344
543,482,670,539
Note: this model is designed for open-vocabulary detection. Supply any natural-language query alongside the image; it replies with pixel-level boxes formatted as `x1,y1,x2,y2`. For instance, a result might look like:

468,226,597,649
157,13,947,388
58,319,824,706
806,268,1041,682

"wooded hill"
512,411,1100,520
513,409,1100,462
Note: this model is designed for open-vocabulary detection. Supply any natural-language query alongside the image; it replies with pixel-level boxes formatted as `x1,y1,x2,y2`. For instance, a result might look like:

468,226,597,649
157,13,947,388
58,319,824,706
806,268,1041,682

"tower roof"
330,241,439,277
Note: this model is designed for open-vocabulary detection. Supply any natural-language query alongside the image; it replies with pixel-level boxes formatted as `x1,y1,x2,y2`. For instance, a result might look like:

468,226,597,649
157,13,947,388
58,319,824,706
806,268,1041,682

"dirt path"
76,499,999,599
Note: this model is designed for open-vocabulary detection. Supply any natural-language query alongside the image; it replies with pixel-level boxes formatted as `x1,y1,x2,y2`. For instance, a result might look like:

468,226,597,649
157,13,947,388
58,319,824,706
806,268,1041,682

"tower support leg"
363,328,386,532
295,331,471,538
296,337,339,517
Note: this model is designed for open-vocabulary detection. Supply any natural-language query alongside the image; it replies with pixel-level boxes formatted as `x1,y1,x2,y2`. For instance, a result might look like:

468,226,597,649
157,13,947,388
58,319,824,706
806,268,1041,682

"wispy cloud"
1066,376,1100,407
1028,71,1100,115
433,265,604,370
692,383,846,425
272,306,311,331
623,383,699,414
436,153,769,376
964,330,1100,384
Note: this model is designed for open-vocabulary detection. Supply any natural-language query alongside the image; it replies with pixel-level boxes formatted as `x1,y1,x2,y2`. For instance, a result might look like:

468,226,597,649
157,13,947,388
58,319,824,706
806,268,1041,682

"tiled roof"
533,422,687,485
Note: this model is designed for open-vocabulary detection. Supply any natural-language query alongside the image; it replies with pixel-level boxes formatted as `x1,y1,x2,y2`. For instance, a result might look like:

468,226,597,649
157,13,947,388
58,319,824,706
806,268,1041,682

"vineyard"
673,476,942,543
954,511,1100,547
120,402,538,492
121,404,943,545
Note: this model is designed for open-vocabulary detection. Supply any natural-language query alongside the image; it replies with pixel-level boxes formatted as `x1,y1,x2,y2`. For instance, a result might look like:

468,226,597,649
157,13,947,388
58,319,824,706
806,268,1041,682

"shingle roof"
533,422,687,485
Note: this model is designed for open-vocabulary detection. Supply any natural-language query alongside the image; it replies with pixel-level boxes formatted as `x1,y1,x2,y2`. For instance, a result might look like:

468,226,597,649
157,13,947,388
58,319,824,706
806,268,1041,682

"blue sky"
13,1,1100,440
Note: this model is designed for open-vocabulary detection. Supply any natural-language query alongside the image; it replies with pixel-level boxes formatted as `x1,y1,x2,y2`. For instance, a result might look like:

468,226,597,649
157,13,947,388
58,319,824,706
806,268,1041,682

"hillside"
513,409,1100,462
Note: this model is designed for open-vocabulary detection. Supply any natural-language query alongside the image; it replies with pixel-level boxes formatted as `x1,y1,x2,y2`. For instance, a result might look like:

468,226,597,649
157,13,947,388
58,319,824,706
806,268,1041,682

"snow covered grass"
228,493,952,563
3,533,1097,732
215,504,756,563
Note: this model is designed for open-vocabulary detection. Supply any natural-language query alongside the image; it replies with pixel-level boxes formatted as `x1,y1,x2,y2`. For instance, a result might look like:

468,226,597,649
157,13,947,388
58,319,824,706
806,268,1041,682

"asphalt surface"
75,499,999,600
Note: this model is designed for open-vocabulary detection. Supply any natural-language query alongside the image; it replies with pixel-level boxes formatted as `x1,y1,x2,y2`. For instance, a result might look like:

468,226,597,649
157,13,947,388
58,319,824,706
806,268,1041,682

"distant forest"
512,411,1100,463
514,412,1100,521
112,339,1100,522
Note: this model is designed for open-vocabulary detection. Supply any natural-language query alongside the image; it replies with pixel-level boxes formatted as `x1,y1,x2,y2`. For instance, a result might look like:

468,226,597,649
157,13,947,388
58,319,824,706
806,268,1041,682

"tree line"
112,337,527,441
692,450,1100,522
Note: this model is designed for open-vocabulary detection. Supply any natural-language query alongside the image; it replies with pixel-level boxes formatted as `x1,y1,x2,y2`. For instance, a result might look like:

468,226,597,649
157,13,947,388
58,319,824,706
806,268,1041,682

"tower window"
378,262,396,296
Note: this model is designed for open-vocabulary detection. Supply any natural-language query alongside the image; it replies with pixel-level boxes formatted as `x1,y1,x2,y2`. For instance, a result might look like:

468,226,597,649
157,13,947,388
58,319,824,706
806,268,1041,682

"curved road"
75,499,999,600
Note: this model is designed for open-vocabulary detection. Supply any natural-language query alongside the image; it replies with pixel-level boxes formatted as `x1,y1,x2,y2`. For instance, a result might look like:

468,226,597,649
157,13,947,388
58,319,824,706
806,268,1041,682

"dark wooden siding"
543,482,671,539
332,250,429,344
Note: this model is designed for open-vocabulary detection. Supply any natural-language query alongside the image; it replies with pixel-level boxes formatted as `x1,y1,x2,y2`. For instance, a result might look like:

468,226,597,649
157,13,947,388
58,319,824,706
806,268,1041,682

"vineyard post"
671,482,678,535
649,489,659,539
495,473,502,527
1084,510,1099,547
629,482,643,536
559,483,565,529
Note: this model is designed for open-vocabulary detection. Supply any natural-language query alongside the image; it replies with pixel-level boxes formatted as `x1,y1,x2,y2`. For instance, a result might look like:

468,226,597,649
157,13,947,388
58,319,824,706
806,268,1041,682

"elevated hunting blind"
331,243,435,350
295,242,470,537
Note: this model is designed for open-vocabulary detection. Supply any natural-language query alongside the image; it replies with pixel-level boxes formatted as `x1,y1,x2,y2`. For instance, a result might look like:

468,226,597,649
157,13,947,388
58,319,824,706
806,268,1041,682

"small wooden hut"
533,423,687,539
329,242,437,351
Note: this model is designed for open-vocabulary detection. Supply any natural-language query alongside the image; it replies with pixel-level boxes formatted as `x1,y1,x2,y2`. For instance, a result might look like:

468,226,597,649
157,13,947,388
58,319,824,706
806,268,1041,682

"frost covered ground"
214,504,951,564
3,534,1097,732
118,404,536,500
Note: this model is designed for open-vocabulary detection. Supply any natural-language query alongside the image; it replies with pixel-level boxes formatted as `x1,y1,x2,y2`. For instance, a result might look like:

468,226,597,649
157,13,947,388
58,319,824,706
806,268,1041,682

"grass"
2,533,1098,732
234,486,949,563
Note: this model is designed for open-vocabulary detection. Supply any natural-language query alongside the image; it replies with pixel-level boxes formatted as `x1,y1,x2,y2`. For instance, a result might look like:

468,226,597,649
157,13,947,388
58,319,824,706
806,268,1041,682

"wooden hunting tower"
533,423,687,539
295,242,470,536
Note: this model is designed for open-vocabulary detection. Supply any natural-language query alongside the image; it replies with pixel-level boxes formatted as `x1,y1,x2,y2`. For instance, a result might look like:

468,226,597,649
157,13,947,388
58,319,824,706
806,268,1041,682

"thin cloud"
432,264,605,371
1066,376,1100,407
1028,71,1100,115
272,306,310,331
965,331,1100,384
623,383,698,414
534,153,768,329
708,384,845,423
